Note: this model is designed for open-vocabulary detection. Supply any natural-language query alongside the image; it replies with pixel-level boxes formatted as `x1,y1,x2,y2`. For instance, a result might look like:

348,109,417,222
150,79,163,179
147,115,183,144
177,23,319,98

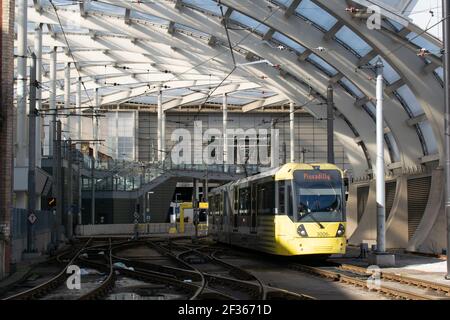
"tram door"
250,184,257,234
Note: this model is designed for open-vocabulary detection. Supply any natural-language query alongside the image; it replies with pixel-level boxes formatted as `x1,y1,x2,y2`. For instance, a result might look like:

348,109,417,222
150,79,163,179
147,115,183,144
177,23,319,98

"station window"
234,187,239,211
219,194,224,216
278,182,285,214
257,182,275,215
287,184,293,217
238,188,251,216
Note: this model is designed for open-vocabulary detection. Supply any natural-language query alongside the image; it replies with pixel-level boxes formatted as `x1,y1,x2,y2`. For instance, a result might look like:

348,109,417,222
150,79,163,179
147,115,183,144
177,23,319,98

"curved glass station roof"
16,0,445,178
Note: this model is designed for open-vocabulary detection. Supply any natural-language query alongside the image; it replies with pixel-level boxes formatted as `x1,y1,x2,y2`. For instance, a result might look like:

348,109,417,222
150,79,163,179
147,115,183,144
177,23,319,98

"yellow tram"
208,163,347,256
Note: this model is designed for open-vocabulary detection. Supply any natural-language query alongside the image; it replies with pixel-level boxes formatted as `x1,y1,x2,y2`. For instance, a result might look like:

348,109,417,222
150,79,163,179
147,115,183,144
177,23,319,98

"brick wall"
0,0,15,278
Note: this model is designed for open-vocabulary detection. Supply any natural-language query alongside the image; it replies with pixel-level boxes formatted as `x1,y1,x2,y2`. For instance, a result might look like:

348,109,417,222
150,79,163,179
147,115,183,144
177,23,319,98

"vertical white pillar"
290,101,295,163
76,77,82,150
34,24,43,168
16,0,28,166
223,93,228,172
157,88,162,162
162,110,166,161
64,62,71,138
49,47,57,155
271,120,280,168
375,59,386,253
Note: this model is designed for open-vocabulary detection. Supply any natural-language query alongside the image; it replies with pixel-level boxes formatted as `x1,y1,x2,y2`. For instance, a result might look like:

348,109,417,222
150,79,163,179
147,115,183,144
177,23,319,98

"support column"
271,120,279,168
369,59,394,267
375,59,385,254
49,47,57,156
162,109,166,161
16,0,28,167
290,101,295,163
223,93,228,172
55,121,63,243
27,53,37,253
0,0,15,278
64,62,71,138
91,89,99,225
203,179,208,202
157,88,163,162
34,24,42,169
443,0,450,280
76,77,82,150
67,139,73,239
327,84,335,164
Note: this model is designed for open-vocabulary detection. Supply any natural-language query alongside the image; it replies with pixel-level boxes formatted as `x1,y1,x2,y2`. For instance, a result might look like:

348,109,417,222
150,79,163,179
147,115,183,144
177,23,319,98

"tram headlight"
297,224,308,237
335,223,345,237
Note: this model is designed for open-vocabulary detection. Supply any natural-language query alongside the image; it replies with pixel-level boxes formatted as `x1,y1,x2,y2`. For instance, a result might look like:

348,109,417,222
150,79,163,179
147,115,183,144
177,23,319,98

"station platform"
331,246,450,287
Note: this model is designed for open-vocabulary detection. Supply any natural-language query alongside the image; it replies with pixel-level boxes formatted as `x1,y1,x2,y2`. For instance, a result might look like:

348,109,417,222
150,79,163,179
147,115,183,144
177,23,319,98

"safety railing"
81,155,264,192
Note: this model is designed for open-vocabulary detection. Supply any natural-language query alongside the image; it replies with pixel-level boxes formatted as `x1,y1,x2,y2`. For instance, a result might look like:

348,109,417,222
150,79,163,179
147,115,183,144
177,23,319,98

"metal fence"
11,208,55,240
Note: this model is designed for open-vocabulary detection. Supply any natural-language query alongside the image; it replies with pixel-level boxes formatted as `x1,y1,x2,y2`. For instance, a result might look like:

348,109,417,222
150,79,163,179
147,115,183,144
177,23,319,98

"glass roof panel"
182,0,227,16
406,32,442,57
229,11,270,35
274,0,294,7
418,121,438,155
385,132,400,163
307,54,338,76
88,1,126,16
295,0,338,31
385,18,404,31
369,56,401,84
335,26,372,57
40,0,78,10
365,102,377,117
209,96,253,105
272,32,306,54
340,77,364,98
131,10,170,25
51,24,90,34
435,66,444,82
130,96,158,104
396,84,424,117
175,23,210,38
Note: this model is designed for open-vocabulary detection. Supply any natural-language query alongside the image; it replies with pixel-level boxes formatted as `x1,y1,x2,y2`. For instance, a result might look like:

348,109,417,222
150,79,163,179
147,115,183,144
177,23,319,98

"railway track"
2,238,94,300
151,240,312,300
288,262,450,300
12,237,444,300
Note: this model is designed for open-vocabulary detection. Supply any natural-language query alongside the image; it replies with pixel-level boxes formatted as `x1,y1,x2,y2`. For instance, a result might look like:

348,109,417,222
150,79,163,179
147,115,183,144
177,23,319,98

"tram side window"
287,185,293,217
219,194,224,216
234,187,239,212
279,183,285,215
209,196,215,215
257,182,275,215
238,188,250,216
214,195,220,215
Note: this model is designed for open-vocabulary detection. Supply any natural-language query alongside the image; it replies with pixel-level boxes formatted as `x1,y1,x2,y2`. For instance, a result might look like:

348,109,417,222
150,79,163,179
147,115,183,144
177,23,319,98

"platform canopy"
16,0,444,178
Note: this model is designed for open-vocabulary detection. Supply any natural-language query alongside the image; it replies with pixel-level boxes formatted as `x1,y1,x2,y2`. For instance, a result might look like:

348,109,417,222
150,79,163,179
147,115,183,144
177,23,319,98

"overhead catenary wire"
49,0,95,110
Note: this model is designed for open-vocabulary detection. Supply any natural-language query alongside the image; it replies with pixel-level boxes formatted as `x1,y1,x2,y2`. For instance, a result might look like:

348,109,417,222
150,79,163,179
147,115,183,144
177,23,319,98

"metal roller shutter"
385,181,397,220
357,185,370,223
407,176,432,240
